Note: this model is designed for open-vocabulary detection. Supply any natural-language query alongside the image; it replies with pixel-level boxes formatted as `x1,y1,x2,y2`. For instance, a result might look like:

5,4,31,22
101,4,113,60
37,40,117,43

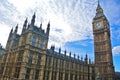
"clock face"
96,22,102,28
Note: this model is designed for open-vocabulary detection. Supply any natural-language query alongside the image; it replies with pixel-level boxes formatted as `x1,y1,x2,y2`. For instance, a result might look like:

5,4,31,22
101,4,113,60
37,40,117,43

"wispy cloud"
0,0,98,48
1,0,120,51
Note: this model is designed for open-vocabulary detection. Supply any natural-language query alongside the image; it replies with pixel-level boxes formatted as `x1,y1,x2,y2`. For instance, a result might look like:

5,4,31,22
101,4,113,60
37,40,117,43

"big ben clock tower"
92,1,115,80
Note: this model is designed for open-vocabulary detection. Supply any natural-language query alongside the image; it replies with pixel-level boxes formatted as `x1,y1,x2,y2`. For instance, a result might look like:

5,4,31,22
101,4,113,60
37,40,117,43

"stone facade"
0,1,116,80
0,13,95,80
0,44,5,78
92,2,115,80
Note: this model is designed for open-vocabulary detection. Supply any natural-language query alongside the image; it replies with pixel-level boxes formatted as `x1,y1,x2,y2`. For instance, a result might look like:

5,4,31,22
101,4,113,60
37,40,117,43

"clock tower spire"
92,1,115,80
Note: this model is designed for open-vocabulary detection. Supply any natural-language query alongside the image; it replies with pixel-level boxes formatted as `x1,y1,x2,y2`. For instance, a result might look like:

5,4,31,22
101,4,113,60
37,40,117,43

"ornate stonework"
92,2,115,80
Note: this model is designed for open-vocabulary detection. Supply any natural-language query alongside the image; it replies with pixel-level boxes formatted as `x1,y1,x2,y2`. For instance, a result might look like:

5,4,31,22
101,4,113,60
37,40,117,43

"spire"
85,54,88,59
81,56,83,61
64,49,67,56
40,22,42,29
23,17,28,27
14,24,18,33
22,18,28,34
85,54,88,64
31,12,36,25
8,28,13,40
77,55,79,60
97,0,101,9
47,21,50,28
69,52,71,57
50,45,55,51
94,0,104,19
89,58,91,64
46,21,50,35
0,43,2,48
96,0,103,13
59,47,61,54
10,28,13,34
74,53,75,58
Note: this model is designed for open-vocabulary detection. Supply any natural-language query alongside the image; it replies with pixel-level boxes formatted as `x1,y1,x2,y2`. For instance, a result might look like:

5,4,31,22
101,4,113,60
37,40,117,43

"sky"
0,0,120,72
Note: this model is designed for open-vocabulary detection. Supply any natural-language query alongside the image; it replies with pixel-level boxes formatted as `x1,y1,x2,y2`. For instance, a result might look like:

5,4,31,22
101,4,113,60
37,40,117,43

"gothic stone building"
0,44,5,77
0,2,115,80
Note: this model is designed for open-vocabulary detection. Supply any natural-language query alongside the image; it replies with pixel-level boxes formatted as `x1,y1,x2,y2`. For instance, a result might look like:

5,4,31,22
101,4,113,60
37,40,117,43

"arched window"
39,39,44,48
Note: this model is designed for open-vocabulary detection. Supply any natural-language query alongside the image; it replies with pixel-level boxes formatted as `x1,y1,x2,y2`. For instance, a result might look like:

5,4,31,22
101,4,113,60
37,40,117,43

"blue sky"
0,0,120,72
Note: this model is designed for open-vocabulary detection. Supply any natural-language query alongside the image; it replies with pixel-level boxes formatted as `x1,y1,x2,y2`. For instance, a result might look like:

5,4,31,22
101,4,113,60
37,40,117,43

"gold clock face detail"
96,22,102,28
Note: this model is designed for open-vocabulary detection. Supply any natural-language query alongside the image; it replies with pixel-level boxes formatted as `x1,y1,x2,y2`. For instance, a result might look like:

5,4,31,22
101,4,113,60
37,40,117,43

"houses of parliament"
0,1,119,80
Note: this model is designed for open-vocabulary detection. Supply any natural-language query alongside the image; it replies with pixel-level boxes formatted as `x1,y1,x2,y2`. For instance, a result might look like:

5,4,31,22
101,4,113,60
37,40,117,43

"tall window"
35,53,41,79
14,67,20,78
36,53,41,68
52,72,57,80
25,68,31,79
65,73,68,80
17,52,23,62
59,72,63,80
31,36,36,46
43,71,49,80
35,69,39,80
39,39,44,48
28,52,33,65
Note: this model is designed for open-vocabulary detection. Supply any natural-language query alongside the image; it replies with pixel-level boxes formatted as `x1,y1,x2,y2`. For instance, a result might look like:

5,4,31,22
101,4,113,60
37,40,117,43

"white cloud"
0,0,102,49
112,46,120,55
0,23,11,48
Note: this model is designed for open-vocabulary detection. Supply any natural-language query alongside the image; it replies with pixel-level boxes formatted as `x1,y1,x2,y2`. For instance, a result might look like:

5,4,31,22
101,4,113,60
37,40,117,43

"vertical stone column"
62,60,65,80
68,61,71,80
49,56,53,80
19,67,26,79
56,58,60,80
73,62,75,80
30,69,33,80
19,50,28,79
39,51,46,80
2,53,10,79
11,52,18,77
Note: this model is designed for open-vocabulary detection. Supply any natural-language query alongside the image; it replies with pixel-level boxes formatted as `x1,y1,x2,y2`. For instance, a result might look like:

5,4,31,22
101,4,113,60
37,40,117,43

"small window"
31,36,36,46
39,39,44,48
